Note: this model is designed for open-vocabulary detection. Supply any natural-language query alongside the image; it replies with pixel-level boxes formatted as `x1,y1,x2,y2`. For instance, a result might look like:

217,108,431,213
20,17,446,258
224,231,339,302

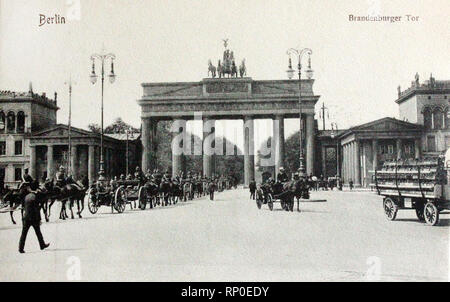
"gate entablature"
138,77,319,119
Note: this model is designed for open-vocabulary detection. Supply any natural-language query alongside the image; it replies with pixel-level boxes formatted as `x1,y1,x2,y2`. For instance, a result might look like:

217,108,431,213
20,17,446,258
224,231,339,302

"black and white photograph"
0,0,449,286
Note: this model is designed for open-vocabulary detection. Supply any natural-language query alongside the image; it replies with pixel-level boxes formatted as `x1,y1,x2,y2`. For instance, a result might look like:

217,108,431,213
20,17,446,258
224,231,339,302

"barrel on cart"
375,157,450,226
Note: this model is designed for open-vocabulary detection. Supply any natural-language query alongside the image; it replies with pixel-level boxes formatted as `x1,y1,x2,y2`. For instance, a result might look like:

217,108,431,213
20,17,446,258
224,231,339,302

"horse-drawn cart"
375,157,450,226
256,180,310,212
87,180,128,214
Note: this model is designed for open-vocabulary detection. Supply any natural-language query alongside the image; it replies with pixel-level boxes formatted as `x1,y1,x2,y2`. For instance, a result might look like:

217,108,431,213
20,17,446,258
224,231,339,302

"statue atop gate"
208,39,246,78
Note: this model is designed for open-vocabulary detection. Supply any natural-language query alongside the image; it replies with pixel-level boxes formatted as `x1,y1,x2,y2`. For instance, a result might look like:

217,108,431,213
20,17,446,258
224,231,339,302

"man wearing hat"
276,167,289,183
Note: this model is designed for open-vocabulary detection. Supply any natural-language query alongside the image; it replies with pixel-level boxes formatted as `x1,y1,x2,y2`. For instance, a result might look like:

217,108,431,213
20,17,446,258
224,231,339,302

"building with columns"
336,74,450,187
138,76,320,186
0,85,139,187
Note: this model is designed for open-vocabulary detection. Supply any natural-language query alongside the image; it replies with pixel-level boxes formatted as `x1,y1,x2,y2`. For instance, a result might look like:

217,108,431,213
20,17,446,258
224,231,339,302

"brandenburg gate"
138,48,320,185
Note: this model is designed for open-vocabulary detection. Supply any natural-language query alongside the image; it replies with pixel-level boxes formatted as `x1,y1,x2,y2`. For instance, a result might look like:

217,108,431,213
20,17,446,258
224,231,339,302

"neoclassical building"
0,84,139,187
337,74,450,187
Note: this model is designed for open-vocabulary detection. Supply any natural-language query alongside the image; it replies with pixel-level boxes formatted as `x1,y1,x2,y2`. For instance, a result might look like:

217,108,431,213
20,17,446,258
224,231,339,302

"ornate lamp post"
125,129,134,176
64,77,76,176
331,122,342,190
286,47,313,176
89,48,116,180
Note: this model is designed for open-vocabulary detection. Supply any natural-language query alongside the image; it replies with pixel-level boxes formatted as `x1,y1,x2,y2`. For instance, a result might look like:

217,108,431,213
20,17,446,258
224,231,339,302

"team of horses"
0,175,239,224
139,176,237,208
1,179,88,225
256,178,310,212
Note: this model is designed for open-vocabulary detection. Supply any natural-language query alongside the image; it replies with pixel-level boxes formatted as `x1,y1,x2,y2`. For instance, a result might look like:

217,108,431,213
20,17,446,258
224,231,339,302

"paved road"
0,188,448,281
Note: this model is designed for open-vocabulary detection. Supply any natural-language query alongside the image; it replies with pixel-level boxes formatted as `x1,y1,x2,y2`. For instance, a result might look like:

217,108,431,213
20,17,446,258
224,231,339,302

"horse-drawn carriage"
375,156,450,226
255,179,310,212
87,179,128,214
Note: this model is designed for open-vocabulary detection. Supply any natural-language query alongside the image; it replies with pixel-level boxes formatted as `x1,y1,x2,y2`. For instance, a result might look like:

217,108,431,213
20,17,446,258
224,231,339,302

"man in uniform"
54,166,66,192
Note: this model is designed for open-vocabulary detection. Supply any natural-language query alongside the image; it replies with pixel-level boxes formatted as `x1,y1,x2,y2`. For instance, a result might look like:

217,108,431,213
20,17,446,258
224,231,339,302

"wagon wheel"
114,187,126,213
415,202,425,221
87,189,98,214
267,194,273,211
424,202,439,226
383,197,398,221
256,194,262,209
138,186,146,210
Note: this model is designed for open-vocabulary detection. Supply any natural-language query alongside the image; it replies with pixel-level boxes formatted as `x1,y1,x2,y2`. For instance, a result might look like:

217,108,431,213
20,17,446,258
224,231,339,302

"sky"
1,0,449,150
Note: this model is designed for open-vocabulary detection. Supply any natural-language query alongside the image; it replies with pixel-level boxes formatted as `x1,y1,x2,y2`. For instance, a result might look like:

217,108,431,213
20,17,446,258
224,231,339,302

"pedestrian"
208,181,216,201
249,179,256,200
349,179,354,190
18,184,50,253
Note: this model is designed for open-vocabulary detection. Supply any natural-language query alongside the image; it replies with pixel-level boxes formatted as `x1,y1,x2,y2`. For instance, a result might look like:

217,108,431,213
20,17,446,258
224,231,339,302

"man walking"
208,180,216,201
249,179,256,200
18,185,50,253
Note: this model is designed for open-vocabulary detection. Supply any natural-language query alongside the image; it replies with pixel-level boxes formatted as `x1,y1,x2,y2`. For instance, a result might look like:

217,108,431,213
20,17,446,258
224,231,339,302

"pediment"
352,117,422,132
32,125,93,137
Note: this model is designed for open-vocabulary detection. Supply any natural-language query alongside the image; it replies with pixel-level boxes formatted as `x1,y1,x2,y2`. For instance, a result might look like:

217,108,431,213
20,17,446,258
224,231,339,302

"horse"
43,180,87,220
183,181,193,201
208,60,216,78
239,59,246,77
2,187,25,224
159,180,171,206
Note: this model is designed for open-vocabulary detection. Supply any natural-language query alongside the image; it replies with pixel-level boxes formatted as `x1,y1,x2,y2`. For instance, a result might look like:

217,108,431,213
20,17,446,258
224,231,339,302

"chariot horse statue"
208,60,216,78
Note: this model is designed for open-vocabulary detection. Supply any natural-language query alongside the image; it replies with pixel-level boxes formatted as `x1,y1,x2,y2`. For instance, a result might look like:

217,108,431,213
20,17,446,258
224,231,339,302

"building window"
0,141,5,155
14,140,22,155
0,111,5,132
16,111,25,133
423,108,432,130
14,167,22,181
433,108,444,129
427,136,436,152
6,111,15,132
388,145,394,154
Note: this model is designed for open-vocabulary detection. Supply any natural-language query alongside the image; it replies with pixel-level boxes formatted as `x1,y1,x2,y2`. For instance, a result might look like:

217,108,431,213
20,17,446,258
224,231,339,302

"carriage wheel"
415,203,425,221
383,197,398,221
138,187,146,210
256,195,262,209
267,195,273,211
424,202,439,226
87,190,98,214
114,187,126,213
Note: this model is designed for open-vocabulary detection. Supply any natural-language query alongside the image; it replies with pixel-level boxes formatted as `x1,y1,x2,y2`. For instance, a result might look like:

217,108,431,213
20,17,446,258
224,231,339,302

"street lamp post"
286,47,313,176
90,48,116,180
64,77,76,176
331,122,341,190
125,129,134,176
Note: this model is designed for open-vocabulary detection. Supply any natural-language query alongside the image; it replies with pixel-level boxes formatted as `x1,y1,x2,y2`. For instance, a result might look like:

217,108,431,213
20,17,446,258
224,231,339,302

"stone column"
355,140,361,186
244,115,255,187
372,139,378,172
202,118,215,178
305,113,315,176
321,145,327,178
414,138,421,159
273,115,285,177
396,139,403,160
172,119,186,178
47,145,54,179
70,145,77,178
29,145,36,179
141,117,157,173
88,145,95,184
